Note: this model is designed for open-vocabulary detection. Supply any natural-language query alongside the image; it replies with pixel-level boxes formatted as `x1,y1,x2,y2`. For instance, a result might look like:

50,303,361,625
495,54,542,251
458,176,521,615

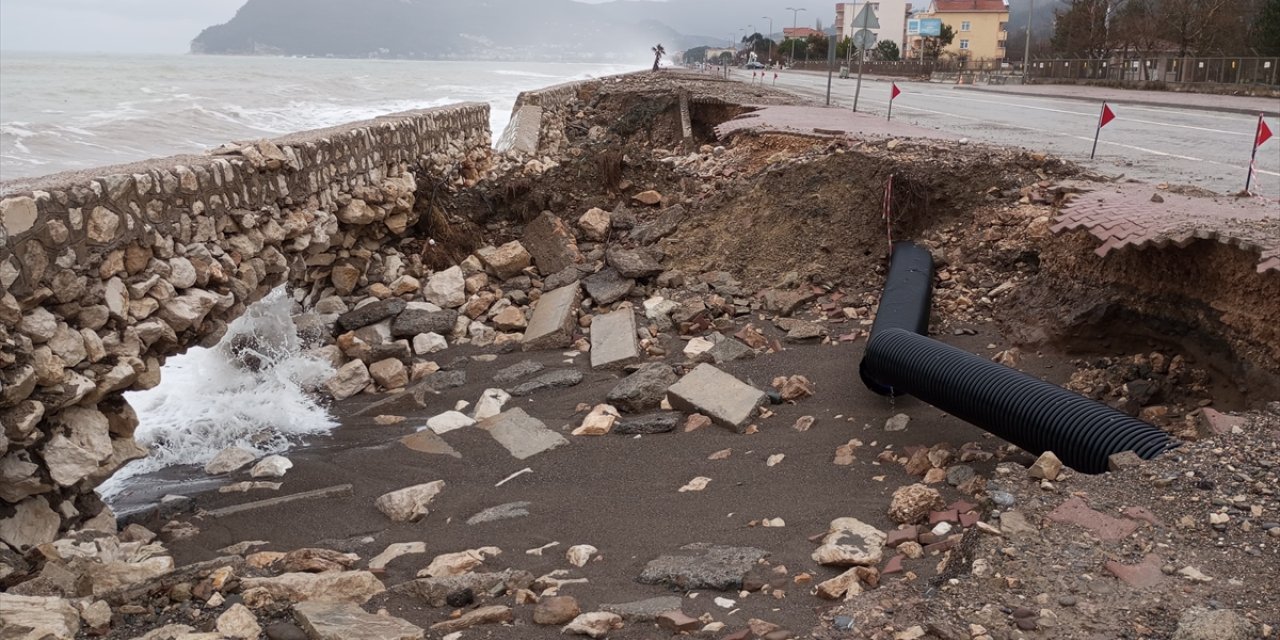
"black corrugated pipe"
860,329,1179,473
860,242,934,396
858,241,1177,474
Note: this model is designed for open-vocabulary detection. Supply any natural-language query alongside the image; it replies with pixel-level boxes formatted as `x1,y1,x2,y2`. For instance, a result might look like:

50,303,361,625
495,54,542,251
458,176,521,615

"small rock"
1028,451,1063,481
534,596,582,625
204,447,257,475
249,455,292,479
884,413,910,432
888,484,945,524
566,545,598,567
563,612,624,638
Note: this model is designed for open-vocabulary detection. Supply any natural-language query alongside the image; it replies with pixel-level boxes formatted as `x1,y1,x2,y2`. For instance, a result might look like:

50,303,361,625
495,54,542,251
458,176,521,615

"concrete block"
666,364,766,432
589,309,640,370
522,283,579,351
476,408,568,460
495,105,542,156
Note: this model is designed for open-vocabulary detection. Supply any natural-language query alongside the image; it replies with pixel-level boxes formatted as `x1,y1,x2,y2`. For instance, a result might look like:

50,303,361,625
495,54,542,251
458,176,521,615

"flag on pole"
891,83,902,100
1246,113,1274,194
1090,102,1116,160
1257,116,1274,147
887,83,901,121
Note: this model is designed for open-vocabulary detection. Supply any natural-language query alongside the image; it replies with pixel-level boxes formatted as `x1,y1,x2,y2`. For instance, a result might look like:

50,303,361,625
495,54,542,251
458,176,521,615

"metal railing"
786,58,1010,75
1024,56,1280,87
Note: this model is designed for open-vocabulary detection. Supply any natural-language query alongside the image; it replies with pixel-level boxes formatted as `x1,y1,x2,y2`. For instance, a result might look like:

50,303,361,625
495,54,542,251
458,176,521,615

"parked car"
744,61,765,69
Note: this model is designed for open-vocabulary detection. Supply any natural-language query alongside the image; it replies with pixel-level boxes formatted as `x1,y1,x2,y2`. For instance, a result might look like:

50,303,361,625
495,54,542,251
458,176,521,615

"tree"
741,32,777,61
1050,0,1116,58
924,23,956,59
1258,0,1280,55
683,46,709,64
651,43,665,71
875,40,901,61
805,33,829,59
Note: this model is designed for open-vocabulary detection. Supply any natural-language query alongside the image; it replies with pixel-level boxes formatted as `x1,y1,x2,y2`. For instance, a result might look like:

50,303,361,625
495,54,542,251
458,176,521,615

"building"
836,1,911,55
782,27,822,41
914,0,1009,62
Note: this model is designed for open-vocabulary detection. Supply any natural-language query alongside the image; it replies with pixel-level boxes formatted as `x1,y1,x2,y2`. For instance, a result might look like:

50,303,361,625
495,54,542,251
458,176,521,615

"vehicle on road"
744,61,765,69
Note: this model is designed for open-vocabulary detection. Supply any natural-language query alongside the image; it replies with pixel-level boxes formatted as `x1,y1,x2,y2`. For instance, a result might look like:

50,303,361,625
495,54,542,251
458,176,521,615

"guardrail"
1026,57,1280,87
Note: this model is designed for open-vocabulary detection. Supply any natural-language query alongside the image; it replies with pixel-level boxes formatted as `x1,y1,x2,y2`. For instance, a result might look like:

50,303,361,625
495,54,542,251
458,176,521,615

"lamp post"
762,16,774,64
786,7,806,66
1023,0,1034,80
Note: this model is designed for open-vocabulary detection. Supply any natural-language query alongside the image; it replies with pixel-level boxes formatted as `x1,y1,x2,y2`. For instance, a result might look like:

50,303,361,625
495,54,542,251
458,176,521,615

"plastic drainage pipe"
859,242,934,396
857,241,1177,474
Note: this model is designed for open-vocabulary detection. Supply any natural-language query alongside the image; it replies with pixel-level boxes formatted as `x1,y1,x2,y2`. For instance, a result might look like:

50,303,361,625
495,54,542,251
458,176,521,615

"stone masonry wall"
0,103,492,550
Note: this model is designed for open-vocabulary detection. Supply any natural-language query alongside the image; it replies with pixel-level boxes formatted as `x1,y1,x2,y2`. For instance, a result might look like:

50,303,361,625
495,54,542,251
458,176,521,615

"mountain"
190,0,719,60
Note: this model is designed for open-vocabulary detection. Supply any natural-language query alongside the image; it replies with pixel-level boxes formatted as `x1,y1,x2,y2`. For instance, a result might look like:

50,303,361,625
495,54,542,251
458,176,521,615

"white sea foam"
97,288,337,500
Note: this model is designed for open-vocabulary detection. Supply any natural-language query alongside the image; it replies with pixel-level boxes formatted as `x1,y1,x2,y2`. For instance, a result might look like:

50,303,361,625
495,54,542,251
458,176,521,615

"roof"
782,27,821,38
930,0,1008,12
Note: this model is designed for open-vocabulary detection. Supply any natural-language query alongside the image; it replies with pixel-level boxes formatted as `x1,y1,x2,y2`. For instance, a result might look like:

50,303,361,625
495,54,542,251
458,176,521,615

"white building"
835,1,911,55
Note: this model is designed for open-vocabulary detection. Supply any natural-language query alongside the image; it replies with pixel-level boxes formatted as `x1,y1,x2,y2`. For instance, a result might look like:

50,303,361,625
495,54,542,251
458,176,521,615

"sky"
0,0,246,53
0,0,843,55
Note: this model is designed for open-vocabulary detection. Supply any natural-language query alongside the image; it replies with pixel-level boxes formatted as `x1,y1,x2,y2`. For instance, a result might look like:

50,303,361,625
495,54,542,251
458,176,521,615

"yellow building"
919,0,1009,62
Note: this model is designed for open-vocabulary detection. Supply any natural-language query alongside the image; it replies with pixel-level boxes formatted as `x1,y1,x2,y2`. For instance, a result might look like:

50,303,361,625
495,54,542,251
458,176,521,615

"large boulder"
476,242,532,280
522,212,582,275
376,481,446,522
0,593,81,639
607,363,679,413
423,266,466,309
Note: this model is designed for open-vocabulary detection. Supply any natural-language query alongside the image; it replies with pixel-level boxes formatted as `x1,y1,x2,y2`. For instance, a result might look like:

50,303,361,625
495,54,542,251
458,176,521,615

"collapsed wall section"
0,103,492,550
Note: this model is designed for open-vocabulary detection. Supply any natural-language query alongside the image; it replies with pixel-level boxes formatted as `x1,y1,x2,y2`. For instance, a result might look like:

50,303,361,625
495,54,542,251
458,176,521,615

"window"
959,39,970,50
961,21,971,31
999,22,1008,32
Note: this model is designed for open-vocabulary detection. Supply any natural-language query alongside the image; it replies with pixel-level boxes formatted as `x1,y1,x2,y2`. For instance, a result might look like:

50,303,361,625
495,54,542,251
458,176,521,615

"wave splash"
98,287,337,500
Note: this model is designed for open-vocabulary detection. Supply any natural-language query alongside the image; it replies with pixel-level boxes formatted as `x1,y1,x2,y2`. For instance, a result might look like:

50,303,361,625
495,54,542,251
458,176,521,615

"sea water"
1,52,641,179
0,52,642,498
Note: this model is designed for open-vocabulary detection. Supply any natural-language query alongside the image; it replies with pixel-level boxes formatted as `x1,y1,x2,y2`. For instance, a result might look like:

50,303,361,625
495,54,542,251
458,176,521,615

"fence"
786,58,1008,76
1025,56,1280,87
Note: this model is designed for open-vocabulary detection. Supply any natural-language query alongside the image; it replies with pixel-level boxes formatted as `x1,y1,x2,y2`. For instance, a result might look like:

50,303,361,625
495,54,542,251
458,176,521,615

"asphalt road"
755,71,1280,199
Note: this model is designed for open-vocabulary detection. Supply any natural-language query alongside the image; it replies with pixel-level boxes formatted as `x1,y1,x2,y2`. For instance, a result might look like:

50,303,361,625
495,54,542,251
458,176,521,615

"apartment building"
917,0,1009,61
836,1,911,53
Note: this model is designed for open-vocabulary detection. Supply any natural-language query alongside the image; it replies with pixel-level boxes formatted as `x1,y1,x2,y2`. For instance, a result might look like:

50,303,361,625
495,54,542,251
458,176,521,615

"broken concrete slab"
476,409,569,460
697,337,755,364
589,309,640,370
522,283,580,351
522,211,583,275
665,364,767,432
399,431,460,458
614,413,681,435
395,569,534,607
293,601,424,640
581,268,634,305
605,246,662,279
606,363,678,413
509,369,584,397
493,360,544,384
467,501,532,525
638,543,770,591
600,596,685,622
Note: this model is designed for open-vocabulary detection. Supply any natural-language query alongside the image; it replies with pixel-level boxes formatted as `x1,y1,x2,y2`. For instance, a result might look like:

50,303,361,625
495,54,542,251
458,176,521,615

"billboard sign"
910,18,943,37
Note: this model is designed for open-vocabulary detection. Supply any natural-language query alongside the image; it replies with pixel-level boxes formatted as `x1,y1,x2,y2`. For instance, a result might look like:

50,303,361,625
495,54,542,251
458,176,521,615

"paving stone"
476,409,568,460
665,364,767,432
522,283,580,351
1103,553,1166,589
589,309,640,370
1046,496,1138,541
638,543,770,591
605,246,663,279
391,309,458,338
581,268,634,305
293,601,424,640
696,336,755,364
509,369,584,397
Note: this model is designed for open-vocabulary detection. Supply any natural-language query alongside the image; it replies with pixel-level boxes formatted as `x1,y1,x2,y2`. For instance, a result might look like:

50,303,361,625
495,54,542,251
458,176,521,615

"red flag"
1099,103,1116,128
891,83,902,100
1257,117,1274,148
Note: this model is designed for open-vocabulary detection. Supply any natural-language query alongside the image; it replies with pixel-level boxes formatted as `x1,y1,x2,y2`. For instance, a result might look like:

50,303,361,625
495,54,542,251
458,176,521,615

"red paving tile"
1057,185,1279,273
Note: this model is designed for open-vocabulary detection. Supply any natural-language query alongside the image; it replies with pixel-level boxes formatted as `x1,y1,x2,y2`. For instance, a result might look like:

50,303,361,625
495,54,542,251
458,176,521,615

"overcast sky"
0,0,246,53
0,0,839,55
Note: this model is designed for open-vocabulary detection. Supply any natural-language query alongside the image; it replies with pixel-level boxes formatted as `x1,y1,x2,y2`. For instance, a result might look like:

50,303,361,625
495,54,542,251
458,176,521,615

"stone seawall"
0,103,493,549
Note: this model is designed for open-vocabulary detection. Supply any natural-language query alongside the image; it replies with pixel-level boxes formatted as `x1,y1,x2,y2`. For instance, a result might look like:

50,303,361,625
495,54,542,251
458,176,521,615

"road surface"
753,71,1280,199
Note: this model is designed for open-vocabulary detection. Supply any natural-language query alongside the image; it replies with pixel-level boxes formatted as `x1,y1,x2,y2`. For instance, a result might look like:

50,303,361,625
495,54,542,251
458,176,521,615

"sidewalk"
956,83,1279,117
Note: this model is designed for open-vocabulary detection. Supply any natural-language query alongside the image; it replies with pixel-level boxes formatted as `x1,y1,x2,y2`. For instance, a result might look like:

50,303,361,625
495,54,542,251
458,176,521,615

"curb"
954,85,1279,118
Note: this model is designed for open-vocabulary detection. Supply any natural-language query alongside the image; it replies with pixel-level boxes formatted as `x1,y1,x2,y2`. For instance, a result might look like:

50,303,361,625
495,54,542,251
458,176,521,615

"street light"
762,16,774,63
786,7,806,66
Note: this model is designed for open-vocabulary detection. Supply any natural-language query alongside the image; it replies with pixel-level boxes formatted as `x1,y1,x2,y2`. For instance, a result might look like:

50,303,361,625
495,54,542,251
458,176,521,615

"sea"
0,52,642,500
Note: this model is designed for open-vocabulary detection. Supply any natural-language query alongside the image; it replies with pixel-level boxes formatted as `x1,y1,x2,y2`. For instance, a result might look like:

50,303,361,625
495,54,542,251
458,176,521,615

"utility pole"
1023,0,1034,81
786,7,806,66
853,3,872,112
762,16,774,64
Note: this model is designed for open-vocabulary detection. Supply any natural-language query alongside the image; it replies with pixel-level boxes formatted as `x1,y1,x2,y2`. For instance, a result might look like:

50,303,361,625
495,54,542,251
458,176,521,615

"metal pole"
853,5,871,112
1246,113,1262,193
763,17,774,64
1023,0,1034,81
827,35,837,105
786,7,805,66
